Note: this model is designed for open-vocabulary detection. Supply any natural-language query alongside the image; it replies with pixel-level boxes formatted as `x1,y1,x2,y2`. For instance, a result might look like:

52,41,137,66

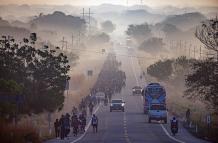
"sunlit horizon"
0,0,218,7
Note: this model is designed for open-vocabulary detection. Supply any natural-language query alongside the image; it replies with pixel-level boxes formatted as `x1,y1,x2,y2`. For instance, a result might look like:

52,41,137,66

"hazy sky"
0,0,218,7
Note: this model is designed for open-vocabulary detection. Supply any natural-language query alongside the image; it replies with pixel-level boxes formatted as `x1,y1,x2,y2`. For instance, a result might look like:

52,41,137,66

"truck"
148,100,167,123
142,83,166,114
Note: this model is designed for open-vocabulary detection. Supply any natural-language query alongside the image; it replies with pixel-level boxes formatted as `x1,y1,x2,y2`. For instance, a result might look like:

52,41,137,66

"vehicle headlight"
110,104,113,106
122,103,125,106
133,89,135,91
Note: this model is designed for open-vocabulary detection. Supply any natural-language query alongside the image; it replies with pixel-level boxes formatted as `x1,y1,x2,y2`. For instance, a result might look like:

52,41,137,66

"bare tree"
195,17,218,59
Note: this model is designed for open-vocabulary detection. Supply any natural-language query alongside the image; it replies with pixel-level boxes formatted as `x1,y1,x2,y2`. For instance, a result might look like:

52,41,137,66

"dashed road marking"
123,111,132,143
130,57,139,86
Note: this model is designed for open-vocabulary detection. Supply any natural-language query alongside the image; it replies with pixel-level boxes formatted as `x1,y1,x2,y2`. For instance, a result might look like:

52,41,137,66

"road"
45,46,210,143
72,46,209,143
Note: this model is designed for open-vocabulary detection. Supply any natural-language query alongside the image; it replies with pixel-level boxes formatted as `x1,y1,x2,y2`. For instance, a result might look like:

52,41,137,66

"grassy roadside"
14,48,108,141
138,57,218,142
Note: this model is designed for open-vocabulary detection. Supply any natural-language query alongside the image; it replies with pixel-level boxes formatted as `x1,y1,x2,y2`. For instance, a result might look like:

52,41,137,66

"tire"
122,109,125,112
148,118,151,123
164,118,167,124
110,109,112,112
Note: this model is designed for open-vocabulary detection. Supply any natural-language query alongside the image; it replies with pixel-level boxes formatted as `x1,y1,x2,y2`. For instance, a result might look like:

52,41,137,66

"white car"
110,99,125,112
132,86,142,95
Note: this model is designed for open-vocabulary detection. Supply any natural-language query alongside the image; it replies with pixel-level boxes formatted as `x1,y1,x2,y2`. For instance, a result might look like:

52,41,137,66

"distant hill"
31,11,86,34
121,9,164,24
0,26,30,41
161,12,206,30
11,20,29,29
0,17,10,27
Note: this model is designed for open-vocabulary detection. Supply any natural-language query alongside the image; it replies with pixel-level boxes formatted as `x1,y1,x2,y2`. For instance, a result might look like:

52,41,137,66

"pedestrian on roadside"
64,113,71,137
54,119,60,138
71,114,79,136
59,115,65,140
91,114,98,133
186,108,191,124
89,102,94,115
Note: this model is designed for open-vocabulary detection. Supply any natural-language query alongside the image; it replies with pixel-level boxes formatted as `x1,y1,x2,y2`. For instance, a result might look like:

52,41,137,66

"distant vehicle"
148,102,167,124
132,86,142,95
142,83,166,114
110,99,125,112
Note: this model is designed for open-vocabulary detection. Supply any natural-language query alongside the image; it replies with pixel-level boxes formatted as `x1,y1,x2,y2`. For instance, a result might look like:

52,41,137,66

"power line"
70,48,157,59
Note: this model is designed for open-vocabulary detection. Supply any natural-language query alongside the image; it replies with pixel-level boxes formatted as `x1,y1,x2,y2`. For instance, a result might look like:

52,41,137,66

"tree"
185,17,218,112
195,17,218,59
0,79,23,121
0,34,71,114
126,23,152,44
138,37,165,53
185,58,218,112
147,59,173,81
88,32,110,46
101,20,116,33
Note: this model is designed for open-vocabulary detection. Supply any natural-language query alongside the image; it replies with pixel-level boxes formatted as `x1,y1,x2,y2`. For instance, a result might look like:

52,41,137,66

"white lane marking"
70,104,101,143
130,57,144,101
130,57,139,86
160,124,186,143
129,50,183,143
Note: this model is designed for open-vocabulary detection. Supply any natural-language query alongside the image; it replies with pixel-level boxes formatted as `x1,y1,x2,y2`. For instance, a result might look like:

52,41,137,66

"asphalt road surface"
46,46,210,143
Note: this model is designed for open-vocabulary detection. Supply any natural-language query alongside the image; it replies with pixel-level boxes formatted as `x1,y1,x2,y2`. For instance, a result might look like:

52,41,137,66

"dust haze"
0,2,217,138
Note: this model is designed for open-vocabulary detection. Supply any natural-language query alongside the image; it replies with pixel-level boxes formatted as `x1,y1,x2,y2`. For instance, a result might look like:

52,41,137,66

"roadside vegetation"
0,33,72,142
144,17,218,142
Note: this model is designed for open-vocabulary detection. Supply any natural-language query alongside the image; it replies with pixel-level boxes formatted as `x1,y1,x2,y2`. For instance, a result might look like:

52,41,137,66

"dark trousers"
92,124,98,133
55,128,60,137
60,127,65,139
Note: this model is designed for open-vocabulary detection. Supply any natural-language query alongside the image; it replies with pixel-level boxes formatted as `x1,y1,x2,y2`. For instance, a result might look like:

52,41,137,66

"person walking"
71,114,79,136
64,113,71,137
89,102,94,115
54,119,60,138
59,115,65,140
91,114,98,133
186,108,191,124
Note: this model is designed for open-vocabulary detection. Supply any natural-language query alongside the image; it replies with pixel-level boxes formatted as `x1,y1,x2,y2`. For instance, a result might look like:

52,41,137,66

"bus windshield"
150,105,166,110
147,88,163,94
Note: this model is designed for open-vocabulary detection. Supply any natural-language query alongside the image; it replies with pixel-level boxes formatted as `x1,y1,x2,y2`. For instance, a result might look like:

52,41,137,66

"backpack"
92,116,98,125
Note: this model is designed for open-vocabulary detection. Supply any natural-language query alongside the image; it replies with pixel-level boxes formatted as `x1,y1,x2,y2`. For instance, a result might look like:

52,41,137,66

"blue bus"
142,83,166,114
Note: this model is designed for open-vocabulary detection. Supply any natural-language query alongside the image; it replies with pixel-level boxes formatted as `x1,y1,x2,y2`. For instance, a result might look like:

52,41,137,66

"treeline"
147,55,218,113
0,34,71,121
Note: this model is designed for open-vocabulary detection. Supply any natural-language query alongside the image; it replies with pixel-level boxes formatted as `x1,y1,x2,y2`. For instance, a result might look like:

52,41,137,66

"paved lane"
75,46,209,143
47,46,210,143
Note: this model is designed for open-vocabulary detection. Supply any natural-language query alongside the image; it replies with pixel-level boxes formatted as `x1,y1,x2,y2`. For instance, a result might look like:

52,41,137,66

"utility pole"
60,37,67,50
80,8,85,20
184,41,187,57
194,46,196,59
179,40,182,56
88,8,94,34
78,31,81,48
80,8,94,35
72,34,74,49
189,43,192,59
200,45,202,60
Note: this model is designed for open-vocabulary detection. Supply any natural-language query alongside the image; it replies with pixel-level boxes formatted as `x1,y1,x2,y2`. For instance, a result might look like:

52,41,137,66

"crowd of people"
92,54,126,101
54,112,86,140
53,54,126,139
